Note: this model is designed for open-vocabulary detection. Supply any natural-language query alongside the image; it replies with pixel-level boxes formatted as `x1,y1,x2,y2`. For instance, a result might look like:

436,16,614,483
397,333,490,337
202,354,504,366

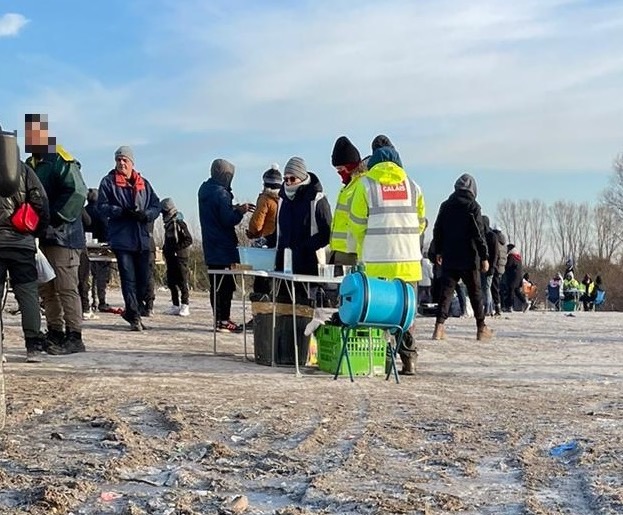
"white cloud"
0,13,28,37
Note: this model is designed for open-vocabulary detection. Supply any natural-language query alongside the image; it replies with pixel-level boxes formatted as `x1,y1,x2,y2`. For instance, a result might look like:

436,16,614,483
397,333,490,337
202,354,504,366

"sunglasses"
283,176,298,184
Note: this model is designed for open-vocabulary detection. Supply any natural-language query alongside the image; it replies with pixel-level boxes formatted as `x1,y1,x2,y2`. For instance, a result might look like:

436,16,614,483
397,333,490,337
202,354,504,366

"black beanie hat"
331,136,361,167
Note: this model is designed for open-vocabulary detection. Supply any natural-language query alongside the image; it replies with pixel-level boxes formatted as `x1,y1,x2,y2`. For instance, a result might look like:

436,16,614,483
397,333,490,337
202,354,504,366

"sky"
1,0,623,230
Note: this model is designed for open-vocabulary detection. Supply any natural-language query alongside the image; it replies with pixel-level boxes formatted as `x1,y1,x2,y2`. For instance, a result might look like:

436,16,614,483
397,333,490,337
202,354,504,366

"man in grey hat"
431,173,492,341
97,145,161,331
198,159,254,332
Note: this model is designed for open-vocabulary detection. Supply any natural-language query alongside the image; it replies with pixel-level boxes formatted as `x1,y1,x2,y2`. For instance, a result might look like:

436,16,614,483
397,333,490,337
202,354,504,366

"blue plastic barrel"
338,271,416,332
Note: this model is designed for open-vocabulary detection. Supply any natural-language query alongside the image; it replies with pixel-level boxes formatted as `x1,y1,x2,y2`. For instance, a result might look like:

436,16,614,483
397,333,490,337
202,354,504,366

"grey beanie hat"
160,197,177,214
211,158,235,188
115,145,134,164
454,173,478,198
284,156,308,181
262,163,282,186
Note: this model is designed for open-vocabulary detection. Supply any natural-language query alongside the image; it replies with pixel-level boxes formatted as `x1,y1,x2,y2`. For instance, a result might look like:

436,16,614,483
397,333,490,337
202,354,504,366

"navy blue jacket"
198,177,243,266
97,169,160,252
276,173,332,276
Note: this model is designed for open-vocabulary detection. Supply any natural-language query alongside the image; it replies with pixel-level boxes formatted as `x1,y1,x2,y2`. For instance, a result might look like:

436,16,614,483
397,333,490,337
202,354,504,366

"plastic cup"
317,264,327,277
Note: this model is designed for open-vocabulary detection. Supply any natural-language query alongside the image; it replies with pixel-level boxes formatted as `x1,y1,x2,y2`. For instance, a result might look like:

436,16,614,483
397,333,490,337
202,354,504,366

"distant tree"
495,199,519,244
495,199,549,268
603,153,623,222
593,204,623,261
549,201,591,262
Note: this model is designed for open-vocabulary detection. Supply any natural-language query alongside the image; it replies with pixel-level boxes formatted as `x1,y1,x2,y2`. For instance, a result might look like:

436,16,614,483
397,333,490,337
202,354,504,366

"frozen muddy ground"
0,290,621,514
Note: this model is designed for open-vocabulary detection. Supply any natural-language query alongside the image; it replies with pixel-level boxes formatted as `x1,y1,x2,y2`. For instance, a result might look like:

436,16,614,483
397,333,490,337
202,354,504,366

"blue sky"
1,0,622,230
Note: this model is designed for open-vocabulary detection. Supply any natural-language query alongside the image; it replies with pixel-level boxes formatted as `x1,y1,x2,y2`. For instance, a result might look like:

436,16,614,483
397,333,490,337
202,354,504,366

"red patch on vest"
380,182,408,200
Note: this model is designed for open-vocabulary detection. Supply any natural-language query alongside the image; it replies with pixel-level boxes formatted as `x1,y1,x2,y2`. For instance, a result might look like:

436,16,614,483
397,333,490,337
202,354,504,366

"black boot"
45,329,70,355
25,335,47,363
65,331,86,353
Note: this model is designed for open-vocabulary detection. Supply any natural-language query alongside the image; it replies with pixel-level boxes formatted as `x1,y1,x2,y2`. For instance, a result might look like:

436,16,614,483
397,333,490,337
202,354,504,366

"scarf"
285,175,311,200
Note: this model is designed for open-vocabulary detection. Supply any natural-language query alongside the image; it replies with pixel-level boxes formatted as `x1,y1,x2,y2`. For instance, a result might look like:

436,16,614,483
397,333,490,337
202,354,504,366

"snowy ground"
0,289,621,514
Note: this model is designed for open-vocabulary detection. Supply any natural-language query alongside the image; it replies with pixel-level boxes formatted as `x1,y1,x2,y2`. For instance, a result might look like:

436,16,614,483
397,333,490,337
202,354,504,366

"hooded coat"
432,173,488,271
198,162,243,266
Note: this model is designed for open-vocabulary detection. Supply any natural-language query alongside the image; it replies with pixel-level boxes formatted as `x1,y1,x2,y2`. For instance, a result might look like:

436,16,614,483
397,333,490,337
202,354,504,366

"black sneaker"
44,329,69,355
216,320,243,333
98,303,111,312
130,321,143,332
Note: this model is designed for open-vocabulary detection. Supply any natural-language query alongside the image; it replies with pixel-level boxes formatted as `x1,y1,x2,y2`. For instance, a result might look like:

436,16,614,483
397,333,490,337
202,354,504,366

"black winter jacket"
432,190,488,271
0,162,50,252
275,173,332,276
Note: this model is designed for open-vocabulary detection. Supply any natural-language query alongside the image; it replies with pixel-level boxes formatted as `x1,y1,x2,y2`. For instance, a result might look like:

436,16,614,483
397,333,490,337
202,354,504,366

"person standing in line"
0,124,50,362
480,215,498,316
329,136,365,270
490,226,507,317
431,173,492,341
348,135,425,375
160,197,193,316
84,188,112,312
198,159,254,332
97,146,161,331
25,114,88,354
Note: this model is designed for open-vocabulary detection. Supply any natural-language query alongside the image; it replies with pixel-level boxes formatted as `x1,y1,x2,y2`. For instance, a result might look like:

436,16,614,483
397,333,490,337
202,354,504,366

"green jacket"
27,145,86,225
27,145,87,248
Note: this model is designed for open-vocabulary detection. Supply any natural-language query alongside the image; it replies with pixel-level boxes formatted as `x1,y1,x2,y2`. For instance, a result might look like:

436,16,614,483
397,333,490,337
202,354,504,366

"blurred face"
25,121,49,151
283,174,301,186
115,156,133,176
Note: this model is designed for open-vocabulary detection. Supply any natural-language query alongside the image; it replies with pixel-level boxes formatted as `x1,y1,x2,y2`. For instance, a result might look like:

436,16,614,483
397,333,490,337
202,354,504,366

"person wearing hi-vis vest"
347,135,426,376
329,136,365,270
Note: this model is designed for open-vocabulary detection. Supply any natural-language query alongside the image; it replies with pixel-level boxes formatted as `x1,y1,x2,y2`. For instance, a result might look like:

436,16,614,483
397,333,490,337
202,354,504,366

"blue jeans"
480,273,493,315
114,250,151,323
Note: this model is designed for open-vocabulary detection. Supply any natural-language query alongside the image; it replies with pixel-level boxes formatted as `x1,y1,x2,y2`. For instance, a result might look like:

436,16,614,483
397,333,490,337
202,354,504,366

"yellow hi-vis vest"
348,163,425,282
329,175,361,254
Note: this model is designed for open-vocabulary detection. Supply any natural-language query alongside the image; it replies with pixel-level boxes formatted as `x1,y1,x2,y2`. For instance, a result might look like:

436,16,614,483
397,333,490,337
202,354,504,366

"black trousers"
165,256,190,306
436,268,485,326
491,271,501,309
208,264,236,321
0,248,40,342
144,250,156,311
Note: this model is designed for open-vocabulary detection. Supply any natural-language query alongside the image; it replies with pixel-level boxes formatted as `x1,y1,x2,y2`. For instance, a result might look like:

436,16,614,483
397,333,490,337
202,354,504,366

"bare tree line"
494,154,623,268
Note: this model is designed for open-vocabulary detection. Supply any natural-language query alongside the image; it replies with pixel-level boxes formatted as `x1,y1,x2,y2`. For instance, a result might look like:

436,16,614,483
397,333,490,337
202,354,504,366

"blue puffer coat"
97,169,161,252
198,177,243,266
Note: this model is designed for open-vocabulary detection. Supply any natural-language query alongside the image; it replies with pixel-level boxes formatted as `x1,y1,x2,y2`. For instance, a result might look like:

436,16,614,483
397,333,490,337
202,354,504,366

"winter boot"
494,304,502,317
432,323,446,341
399,352,417,376
65,331,86,353
476,324,493,341
25,336,47,363
45,328,70,355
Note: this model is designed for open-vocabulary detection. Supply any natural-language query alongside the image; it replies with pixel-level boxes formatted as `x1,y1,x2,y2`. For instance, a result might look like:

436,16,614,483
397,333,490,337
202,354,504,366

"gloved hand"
124,209,148,223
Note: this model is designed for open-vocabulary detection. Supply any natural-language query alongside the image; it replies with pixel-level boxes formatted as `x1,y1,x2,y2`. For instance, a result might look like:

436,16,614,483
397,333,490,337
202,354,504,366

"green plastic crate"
316,324,387,376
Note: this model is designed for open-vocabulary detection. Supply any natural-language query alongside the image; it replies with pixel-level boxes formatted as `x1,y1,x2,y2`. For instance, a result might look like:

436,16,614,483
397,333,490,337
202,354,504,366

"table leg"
241,274,248,361
290,280,302,378
270,277,278,367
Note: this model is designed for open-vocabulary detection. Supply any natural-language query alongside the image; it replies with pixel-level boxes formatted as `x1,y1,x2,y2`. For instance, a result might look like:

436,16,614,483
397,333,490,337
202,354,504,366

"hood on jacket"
371,134,395,151
87,188,98,204
454,173,478,198
366,146,403,169
366,160,407,186
482,215,490,231
210,158,235,189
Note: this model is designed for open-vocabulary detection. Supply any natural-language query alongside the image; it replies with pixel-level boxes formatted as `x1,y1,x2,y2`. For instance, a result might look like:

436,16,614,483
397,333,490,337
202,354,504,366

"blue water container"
338,272,416,332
